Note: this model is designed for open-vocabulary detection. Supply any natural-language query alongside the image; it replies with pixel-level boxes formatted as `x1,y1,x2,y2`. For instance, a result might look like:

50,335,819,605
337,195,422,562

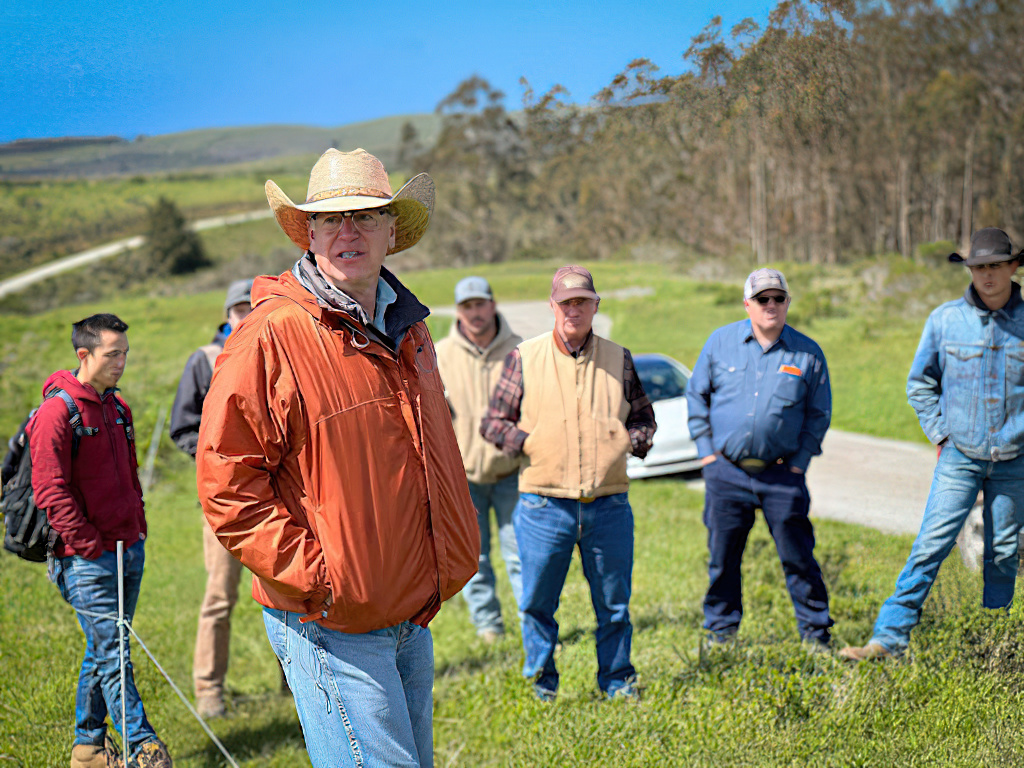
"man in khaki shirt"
435,277,523,642
481,265,656,702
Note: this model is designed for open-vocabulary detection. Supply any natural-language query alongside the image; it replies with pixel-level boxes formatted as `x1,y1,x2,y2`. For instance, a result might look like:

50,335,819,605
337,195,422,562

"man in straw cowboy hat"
196,149,479,766
841,228,1024,662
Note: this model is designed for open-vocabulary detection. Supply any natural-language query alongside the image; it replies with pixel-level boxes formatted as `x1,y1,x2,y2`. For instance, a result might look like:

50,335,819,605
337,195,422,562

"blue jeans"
463,474,523,634
702,458,832,642
872,444,1024,653
263,609,434,768
49,540,157,751
514,492,635,695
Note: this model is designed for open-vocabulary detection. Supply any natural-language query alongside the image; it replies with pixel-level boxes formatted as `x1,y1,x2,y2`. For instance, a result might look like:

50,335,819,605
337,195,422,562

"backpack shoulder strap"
110,396,135,446
44,387,97,457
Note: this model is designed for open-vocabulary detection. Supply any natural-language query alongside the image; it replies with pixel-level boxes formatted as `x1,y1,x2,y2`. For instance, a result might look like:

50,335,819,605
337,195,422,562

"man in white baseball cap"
687,267,834,650
436,276,524,643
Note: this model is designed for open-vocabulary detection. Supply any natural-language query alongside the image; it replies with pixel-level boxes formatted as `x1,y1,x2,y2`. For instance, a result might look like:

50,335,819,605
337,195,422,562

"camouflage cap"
551,265,599,302
743,268,789,300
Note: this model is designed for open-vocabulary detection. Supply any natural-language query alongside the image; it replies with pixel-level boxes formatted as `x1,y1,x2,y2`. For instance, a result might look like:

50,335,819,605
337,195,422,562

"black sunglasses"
754,295,787,306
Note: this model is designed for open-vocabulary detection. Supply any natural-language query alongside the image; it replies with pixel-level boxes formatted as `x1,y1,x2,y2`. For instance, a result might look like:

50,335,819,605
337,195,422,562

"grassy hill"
0,114,441,179
2,259,1022,766
0,114,442,283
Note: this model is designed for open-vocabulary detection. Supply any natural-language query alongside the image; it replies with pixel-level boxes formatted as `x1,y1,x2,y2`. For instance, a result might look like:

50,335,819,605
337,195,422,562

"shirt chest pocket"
711,359,746,397
772,373,806,405
944,345,984,385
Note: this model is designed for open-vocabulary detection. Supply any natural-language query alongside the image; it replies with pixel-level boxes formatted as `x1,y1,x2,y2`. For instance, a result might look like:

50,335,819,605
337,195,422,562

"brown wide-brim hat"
949,227,1024,266
265,148,435,255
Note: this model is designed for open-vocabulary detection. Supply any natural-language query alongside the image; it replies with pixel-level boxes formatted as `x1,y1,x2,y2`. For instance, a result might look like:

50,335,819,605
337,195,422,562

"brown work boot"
195,693,227,719
128,739,172,768
70,735,122,768
838,641,892,662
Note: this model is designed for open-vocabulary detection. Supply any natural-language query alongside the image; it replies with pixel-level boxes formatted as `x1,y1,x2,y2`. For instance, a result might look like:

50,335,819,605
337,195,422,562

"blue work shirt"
686,320,832,471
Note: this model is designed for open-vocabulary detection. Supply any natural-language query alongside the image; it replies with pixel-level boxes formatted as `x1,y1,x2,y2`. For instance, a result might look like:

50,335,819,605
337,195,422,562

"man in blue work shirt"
686,268,833,648
841,228,1024,661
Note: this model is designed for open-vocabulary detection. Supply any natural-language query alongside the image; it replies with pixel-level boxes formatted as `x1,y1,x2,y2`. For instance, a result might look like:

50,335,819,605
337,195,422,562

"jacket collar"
964,280,1022,316
259,261,429,346
553,328,593,357
41,369,115,405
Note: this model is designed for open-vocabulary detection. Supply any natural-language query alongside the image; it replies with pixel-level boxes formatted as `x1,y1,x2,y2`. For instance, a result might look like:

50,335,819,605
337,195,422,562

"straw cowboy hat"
265,148,435,255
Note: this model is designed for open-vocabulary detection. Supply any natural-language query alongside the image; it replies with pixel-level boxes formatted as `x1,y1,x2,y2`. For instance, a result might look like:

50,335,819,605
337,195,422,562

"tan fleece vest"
517,333,631,499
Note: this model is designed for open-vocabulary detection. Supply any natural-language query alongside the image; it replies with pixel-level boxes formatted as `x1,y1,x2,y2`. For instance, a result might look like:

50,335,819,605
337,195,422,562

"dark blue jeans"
702,458,833,642
49,540,157,750
514,492,635,695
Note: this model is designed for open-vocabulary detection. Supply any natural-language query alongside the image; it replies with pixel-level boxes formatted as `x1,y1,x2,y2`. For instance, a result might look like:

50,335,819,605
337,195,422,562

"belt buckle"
579,495,596,503
737,458,767,473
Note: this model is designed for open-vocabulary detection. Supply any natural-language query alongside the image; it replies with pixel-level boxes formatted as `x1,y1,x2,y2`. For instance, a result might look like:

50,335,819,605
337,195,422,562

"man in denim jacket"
841,228,1024,661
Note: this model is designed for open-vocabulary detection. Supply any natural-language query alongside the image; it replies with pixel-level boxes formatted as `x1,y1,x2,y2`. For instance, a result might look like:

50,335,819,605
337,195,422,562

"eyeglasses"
311,208,392,235
753,294,787,306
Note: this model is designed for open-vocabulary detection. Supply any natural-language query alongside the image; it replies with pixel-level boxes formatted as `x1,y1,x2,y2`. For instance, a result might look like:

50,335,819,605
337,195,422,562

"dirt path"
0,209,273,299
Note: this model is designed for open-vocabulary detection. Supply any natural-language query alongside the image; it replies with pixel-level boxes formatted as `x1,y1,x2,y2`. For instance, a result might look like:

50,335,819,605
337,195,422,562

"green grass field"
3,256,1019,766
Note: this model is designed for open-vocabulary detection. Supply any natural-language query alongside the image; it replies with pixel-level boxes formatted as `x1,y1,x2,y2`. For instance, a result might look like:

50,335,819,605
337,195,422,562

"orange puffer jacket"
196,270,479,633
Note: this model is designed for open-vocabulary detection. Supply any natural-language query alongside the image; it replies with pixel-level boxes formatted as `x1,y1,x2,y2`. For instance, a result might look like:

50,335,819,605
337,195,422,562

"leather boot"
70,740,121,768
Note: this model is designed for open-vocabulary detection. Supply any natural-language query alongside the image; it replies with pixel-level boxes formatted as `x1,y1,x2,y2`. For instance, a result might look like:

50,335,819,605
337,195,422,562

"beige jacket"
436,313,522,484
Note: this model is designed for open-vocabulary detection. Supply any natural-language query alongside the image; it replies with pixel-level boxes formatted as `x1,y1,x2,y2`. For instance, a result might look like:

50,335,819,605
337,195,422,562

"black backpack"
1,388,131,562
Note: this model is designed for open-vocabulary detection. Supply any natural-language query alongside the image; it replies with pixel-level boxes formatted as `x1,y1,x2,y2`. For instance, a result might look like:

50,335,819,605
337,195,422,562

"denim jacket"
907,282,1024,461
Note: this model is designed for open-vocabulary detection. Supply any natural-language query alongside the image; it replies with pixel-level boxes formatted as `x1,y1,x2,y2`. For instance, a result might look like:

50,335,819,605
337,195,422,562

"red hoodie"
28,370,146,559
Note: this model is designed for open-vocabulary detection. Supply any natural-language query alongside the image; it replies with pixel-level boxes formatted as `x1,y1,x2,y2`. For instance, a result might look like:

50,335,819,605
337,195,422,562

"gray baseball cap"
743,268,789,299
454,276,493,305
949,228,1024,266
224,279,253,312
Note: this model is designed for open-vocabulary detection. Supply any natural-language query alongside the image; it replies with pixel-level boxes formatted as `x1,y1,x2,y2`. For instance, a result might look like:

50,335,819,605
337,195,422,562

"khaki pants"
193,519,242,699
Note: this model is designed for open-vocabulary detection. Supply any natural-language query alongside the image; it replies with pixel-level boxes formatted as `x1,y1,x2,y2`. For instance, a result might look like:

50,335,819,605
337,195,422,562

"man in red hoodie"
30,314,171,768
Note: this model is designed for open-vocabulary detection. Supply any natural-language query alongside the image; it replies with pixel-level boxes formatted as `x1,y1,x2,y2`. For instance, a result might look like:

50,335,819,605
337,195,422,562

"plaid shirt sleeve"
480,348,529,456
624,349,657,459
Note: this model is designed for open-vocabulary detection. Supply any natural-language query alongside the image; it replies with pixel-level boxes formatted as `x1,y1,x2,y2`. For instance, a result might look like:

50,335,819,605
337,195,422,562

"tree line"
401,0,1024,268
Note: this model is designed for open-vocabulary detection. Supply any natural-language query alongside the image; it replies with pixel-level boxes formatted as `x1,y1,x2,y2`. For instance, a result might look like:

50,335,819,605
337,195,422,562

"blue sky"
1,1,776,144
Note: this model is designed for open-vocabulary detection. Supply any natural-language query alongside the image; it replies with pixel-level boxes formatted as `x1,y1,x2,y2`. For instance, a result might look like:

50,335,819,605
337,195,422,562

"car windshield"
635,357,689,403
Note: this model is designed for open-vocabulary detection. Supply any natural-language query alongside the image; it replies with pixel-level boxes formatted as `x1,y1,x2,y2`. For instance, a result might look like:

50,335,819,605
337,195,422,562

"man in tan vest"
481,265,656,701
436,276,523,643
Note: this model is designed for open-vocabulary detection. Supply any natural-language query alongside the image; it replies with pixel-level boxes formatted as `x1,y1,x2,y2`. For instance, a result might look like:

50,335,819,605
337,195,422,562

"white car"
627,353,702,479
